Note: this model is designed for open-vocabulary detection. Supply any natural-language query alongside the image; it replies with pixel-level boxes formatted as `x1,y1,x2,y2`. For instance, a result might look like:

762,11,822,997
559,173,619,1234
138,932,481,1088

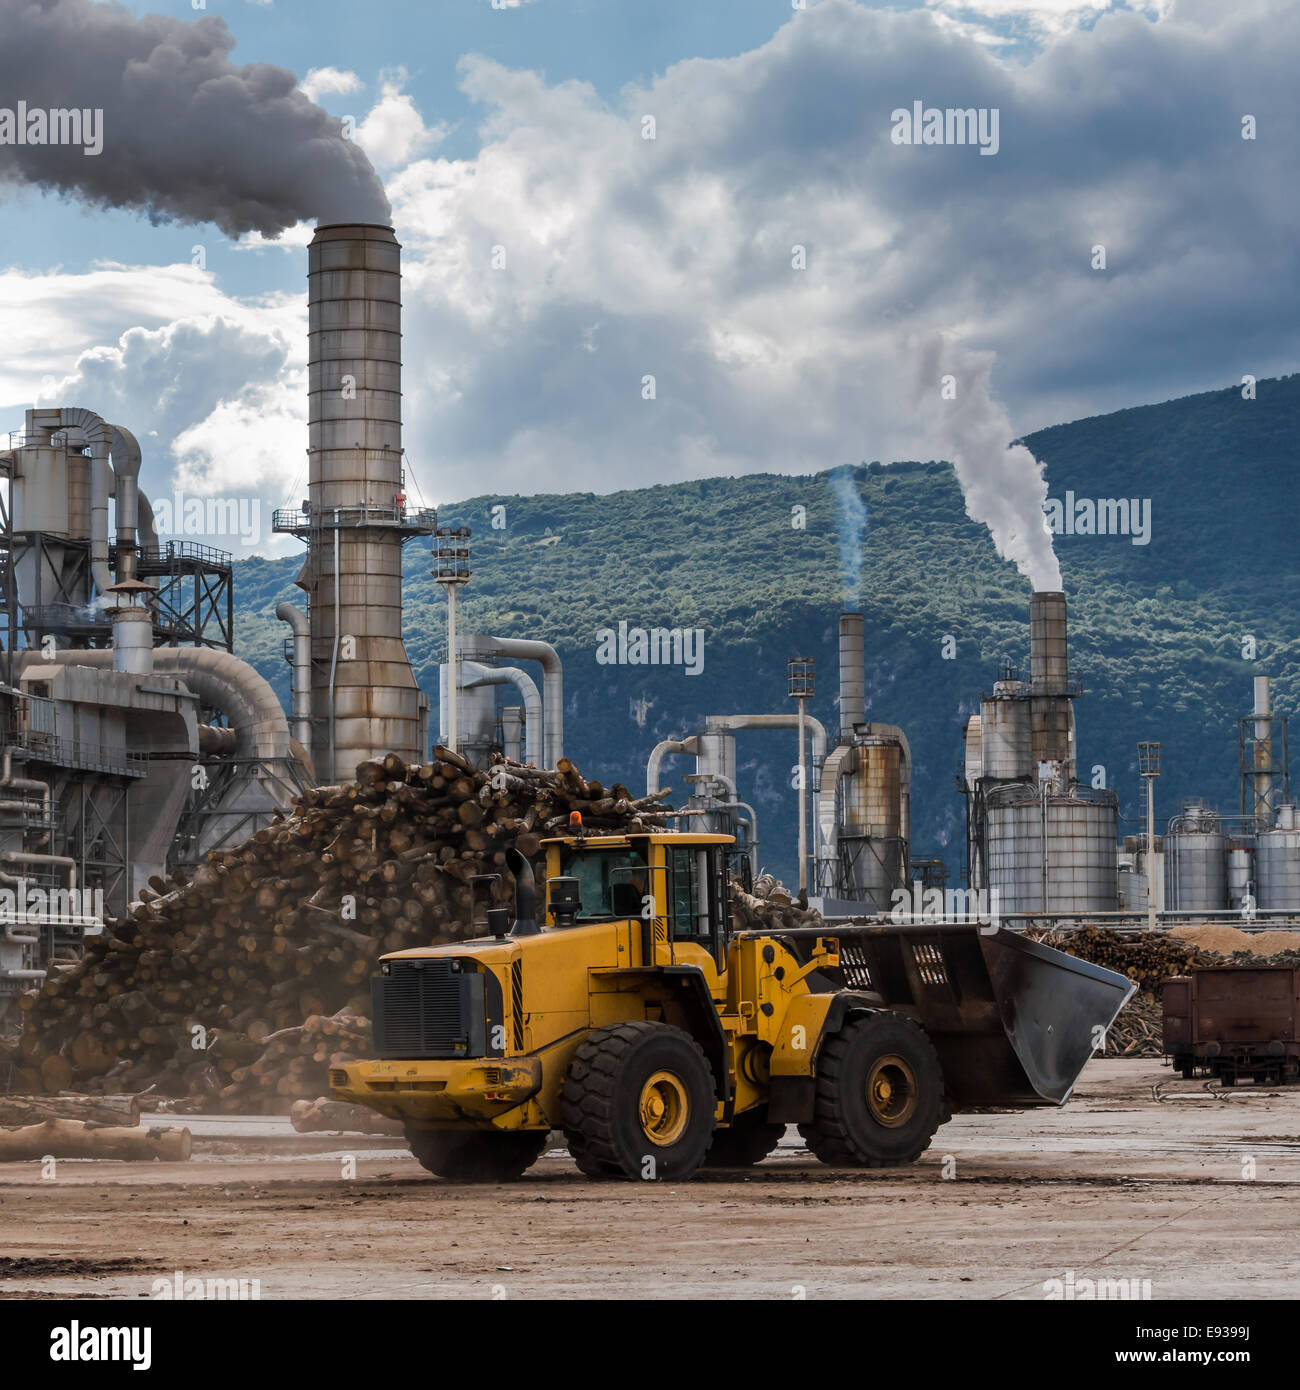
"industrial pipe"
18,648,291,761
1,747,52,842
484,636,564,768
462,662,543,767
197,725,239,757
109,424,142,582
646,737,701,795
838,613,866,741
136,488,159,553
704,713,828,771
0,850,76,889
276,602,313,750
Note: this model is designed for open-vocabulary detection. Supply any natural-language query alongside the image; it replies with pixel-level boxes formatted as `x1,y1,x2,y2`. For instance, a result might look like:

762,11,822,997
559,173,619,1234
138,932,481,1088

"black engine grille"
372,959,487,1060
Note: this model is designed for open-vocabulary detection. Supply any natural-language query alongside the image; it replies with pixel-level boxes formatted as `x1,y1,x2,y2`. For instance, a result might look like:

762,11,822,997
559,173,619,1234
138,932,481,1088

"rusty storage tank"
838,736,903,910
985,783,1119,915
1257,804,1300,911
1164,805,1228,912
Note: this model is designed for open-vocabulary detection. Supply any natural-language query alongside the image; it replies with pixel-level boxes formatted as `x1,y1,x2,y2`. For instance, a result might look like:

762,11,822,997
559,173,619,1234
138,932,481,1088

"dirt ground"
1,1059,1297,1300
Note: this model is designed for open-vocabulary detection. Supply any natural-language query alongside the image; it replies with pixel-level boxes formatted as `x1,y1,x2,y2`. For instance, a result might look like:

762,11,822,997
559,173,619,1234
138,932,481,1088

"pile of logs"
1029,925,1213,998
2,749,672,1112
730,874,823,933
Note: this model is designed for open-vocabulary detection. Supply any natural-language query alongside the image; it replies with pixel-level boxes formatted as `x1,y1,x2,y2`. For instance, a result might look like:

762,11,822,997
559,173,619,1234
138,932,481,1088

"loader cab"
544,833,732,972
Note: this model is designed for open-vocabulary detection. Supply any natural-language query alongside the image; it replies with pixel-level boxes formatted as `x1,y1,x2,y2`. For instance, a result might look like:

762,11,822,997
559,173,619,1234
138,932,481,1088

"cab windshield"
558,845,649,920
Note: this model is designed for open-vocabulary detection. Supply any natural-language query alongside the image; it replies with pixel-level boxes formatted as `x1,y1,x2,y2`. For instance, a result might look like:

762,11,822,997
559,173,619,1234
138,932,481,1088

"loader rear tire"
799,1010,944,1168
562,1021,714,1181
705,1109,785,1168
406,1126,547,1182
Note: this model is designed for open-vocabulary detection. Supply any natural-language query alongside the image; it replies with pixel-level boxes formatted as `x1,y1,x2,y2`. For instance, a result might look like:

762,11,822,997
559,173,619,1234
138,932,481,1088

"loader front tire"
406,1126,548,1182
562,1021,714,1181
800,1010,944,1168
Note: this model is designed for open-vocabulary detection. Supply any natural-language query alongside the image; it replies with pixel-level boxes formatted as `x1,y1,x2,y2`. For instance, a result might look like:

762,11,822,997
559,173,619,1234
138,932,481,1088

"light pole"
1138,741,1161,931
434,527,471,754
788,656,815,896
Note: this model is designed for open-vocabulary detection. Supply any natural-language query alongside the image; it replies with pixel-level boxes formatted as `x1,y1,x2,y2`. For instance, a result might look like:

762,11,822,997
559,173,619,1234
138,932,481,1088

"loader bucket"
818,925,1137,1109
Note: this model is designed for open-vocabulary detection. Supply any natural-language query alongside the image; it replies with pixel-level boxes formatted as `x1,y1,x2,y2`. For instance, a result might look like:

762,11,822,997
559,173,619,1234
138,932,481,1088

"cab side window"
668,847,706,940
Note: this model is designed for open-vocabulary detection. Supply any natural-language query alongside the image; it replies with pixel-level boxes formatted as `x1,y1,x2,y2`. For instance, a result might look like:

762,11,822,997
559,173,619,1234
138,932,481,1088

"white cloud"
300,66,363,102
356,72,447,169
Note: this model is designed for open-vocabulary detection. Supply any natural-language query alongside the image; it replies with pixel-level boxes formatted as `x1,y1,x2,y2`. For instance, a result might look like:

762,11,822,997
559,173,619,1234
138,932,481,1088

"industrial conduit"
1,747,53,847
646,738,701,795
462,662,543,767
275,602,313,750
483,637,564,768
17,649,291,761
108,424,142,580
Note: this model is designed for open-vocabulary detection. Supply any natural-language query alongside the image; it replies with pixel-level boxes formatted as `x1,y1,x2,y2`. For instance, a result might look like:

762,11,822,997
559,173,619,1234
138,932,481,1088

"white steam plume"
917,335,1061,591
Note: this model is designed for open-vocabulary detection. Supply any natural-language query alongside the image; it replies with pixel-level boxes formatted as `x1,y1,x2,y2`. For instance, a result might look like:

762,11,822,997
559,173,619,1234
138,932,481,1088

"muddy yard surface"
1,1060,1297,1300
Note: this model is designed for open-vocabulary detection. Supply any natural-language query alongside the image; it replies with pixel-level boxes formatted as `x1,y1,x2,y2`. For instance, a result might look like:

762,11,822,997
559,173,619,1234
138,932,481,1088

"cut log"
0,1119,191,1162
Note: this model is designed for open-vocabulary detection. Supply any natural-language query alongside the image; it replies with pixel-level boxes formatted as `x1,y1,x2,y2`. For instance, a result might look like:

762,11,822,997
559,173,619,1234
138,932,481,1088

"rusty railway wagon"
1161,966,1300,1085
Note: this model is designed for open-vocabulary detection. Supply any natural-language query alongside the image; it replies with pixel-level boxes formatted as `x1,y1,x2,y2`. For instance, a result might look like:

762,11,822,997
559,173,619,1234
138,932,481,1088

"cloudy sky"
0,0,1293,565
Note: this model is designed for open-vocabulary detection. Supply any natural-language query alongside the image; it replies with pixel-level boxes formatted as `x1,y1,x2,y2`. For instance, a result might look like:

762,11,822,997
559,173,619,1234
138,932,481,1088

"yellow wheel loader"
332,831,1134,1182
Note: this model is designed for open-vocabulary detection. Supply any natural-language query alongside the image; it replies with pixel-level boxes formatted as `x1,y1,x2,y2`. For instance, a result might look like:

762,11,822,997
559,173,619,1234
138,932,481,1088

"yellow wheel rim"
866,1054,918,1128
639,1070,690,1146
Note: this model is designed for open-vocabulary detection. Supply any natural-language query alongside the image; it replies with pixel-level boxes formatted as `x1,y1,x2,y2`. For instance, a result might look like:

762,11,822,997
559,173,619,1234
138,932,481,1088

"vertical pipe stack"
838,613,865,742
1253,675,1274,830
1029,590,1071,771
305,223,422,783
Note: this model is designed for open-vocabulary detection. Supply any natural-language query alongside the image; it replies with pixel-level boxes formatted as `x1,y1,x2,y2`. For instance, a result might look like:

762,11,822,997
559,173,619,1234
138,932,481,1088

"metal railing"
14,732,148,777
273,504,436,533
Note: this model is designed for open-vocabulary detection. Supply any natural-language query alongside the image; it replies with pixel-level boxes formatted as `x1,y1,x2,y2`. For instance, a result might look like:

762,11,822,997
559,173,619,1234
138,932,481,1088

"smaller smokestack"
1028,591,1070,772
1029,590,1068,694
838,613,865,743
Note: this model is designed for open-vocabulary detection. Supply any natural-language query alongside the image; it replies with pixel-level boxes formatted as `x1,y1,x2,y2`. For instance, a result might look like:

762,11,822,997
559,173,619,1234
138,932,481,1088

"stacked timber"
3,750,672,1112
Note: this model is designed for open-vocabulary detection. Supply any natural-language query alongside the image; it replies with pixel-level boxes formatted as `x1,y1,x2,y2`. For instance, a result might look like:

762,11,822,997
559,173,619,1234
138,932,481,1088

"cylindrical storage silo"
979,685,1031,779
1256,811,1300,911
985,786,1118,915
1227,837,1254,911
1164,817,1228,912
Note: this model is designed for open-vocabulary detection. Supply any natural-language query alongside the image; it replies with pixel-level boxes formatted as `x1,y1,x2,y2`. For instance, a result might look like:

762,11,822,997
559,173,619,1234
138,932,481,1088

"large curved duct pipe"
483,637,564,768
462,662,543,767
276,602,313,750
108,424,142,581
136,489,159,553
17,649,291,761
647,737,702,795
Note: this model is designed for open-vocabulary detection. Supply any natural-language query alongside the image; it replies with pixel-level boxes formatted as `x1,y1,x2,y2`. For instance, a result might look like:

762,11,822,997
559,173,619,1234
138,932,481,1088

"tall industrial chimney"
1028,590,1071,771
300,223,426,783
838,613,865,742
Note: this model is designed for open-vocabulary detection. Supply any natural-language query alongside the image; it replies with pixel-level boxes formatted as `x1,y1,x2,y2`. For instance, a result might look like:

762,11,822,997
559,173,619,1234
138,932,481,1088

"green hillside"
232,374,1300,885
